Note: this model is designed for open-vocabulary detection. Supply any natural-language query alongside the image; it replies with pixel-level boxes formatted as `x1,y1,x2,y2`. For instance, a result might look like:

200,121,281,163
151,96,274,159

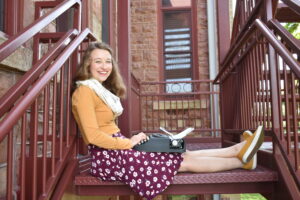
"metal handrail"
0,0,81,62
230,0,263,47
281,0,300,16
268,19,300,54
214,17,300,198
0,28,93,142
214,18,300,84
255,19,300,77
0,29,78,116
0,1,99,199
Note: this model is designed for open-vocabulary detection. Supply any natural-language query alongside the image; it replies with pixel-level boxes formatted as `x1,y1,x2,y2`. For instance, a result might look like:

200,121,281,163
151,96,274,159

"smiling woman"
74,42,126,98
89,49,113,83
71,42,264,200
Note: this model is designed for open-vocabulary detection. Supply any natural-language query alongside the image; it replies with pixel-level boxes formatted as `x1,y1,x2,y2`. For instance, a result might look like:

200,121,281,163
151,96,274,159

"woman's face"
89,49,113,83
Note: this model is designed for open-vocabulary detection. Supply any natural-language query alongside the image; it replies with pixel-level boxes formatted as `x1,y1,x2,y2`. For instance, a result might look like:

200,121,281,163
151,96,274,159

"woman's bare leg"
186,141,246,158
178,153,243,173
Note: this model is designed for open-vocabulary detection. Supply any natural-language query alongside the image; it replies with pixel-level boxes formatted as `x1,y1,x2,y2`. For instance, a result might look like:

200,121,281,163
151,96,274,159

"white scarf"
76,79,123,116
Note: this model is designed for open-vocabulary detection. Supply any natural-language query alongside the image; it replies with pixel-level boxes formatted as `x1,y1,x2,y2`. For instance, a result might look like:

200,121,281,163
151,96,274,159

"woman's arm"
72,86,133,149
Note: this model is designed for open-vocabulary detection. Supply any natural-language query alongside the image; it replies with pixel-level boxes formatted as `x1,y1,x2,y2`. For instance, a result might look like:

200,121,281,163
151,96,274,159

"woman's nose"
98,62,108,69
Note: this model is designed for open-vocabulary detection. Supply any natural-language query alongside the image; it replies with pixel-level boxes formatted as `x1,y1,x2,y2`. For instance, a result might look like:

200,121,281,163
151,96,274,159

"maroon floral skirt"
88,133,183,200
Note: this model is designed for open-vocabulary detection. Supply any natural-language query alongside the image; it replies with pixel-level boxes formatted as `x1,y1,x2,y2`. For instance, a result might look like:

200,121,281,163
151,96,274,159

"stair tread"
75,166,277,186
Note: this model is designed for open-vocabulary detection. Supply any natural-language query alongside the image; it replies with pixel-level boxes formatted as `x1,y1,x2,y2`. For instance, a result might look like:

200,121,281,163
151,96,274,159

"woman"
72,42,264,200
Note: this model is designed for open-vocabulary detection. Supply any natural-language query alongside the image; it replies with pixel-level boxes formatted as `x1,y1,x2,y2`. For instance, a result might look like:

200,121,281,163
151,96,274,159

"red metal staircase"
74,144,278,197
0,0,299,199
0,0,96,199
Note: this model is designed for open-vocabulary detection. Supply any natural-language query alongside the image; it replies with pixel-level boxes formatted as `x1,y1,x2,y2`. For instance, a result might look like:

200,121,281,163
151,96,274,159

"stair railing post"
265,0,281,146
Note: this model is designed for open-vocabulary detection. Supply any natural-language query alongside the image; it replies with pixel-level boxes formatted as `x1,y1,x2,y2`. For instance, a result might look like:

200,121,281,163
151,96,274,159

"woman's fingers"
136,133,150,145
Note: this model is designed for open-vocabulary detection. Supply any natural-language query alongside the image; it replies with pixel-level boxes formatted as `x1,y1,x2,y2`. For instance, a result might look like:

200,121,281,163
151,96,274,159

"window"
0,0,23,35
0,0,5,31
102,0,110,44
161,0,195,93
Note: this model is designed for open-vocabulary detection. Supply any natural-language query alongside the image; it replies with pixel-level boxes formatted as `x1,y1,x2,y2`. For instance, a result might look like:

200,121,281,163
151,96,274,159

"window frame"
0,0,4,32
158,0,199,86
102,0,110,44
0,0,23,36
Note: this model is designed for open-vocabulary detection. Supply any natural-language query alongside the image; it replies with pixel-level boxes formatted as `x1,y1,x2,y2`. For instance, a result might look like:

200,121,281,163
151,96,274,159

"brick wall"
130,0,209,81
196,0,209,80
130,0,159,81
130,0,210,133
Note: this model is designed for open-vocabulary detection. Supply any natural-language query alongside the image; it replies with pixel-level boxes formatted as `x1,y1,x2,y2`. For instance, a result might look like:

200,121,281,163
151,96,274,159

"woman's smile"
90,49,113,83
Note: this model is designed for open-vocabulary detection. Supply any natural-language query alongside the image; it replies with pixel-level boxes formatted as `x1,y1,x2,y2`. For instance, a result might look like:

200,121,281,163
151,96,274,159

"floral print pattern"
88,133,183,200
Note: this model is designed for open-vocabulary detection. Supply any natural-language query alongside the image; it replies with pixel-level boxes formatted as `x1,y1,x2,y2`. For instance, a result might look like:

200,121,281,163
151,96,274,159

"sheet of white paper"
160,127,194,139
172,127,194,139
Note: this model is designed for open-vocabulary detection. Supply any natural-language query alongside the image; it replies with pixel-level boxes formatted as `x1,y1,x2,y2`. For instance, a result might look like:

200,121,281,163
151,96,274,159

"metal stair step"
74,142,277,196
74,165,277,196
75,165,277,185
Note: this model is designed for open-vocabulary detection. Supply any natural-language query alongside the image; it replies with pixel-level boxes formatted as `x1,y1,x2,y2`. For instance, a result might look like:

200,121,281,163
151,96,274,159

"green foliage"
284,23,300,39
241,193,267,200
167,195,197,200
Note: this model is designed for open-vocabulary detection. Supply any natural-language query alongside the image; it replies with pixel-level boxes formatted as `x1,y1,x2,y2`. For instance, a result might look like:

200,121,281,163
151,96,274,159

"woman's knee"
178,152,192,172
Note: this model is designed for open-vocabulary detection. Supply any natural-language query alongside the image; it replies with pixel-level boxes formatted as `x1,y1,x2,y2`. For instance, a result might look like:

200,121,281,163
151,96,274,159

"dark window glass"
102,0,109,44
0,0,4,31
163,11,193,93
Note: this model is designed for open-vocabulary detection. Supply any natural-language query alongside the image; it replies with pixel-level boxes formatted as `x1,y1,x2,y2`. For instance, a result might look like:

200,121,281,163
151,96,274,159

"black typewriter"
133,127,194,153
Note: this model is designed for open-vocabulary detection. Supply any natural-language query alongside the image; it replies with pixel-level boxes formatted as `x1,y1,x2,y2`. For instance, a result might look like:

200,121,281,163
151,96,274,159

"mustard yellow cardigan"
72,86,133,149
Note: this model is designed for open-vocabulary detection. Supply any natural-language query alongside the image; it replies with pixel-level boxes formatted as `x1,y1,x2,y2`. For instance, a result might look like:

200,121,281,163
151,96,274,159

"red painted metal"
191,0,199,80
75,165,277,196
0,0,81,62
20,114,26,200
50,159,77,199
30,100,38,200
276,2,300,22
0,29,78,118
51,74,58,178
108,0,113,45
1,0,300,199
281,0,300,16
42,85,49,195
59,66,64,160
0,31,87,136
230,0,263,48
0,29,95,200
139,80,221,137
130,73,142,134
214,14,300,200
0,0,98,198
66,59,72,147
216,0,230,63
268,19,300,54
4,0,19,35
117,0,132,137
7,131,13,200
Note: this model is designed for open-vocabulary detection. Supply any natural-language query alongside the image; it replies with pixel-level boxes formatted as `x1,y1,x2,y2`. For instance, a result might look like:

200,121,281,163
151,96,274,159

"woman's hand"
130,132,149,146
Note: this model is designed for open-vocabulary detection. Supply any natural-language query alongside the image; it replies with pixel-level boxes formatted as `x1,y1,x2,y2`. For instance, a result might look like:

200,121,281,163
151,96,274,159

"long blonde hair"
74,42,127,98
